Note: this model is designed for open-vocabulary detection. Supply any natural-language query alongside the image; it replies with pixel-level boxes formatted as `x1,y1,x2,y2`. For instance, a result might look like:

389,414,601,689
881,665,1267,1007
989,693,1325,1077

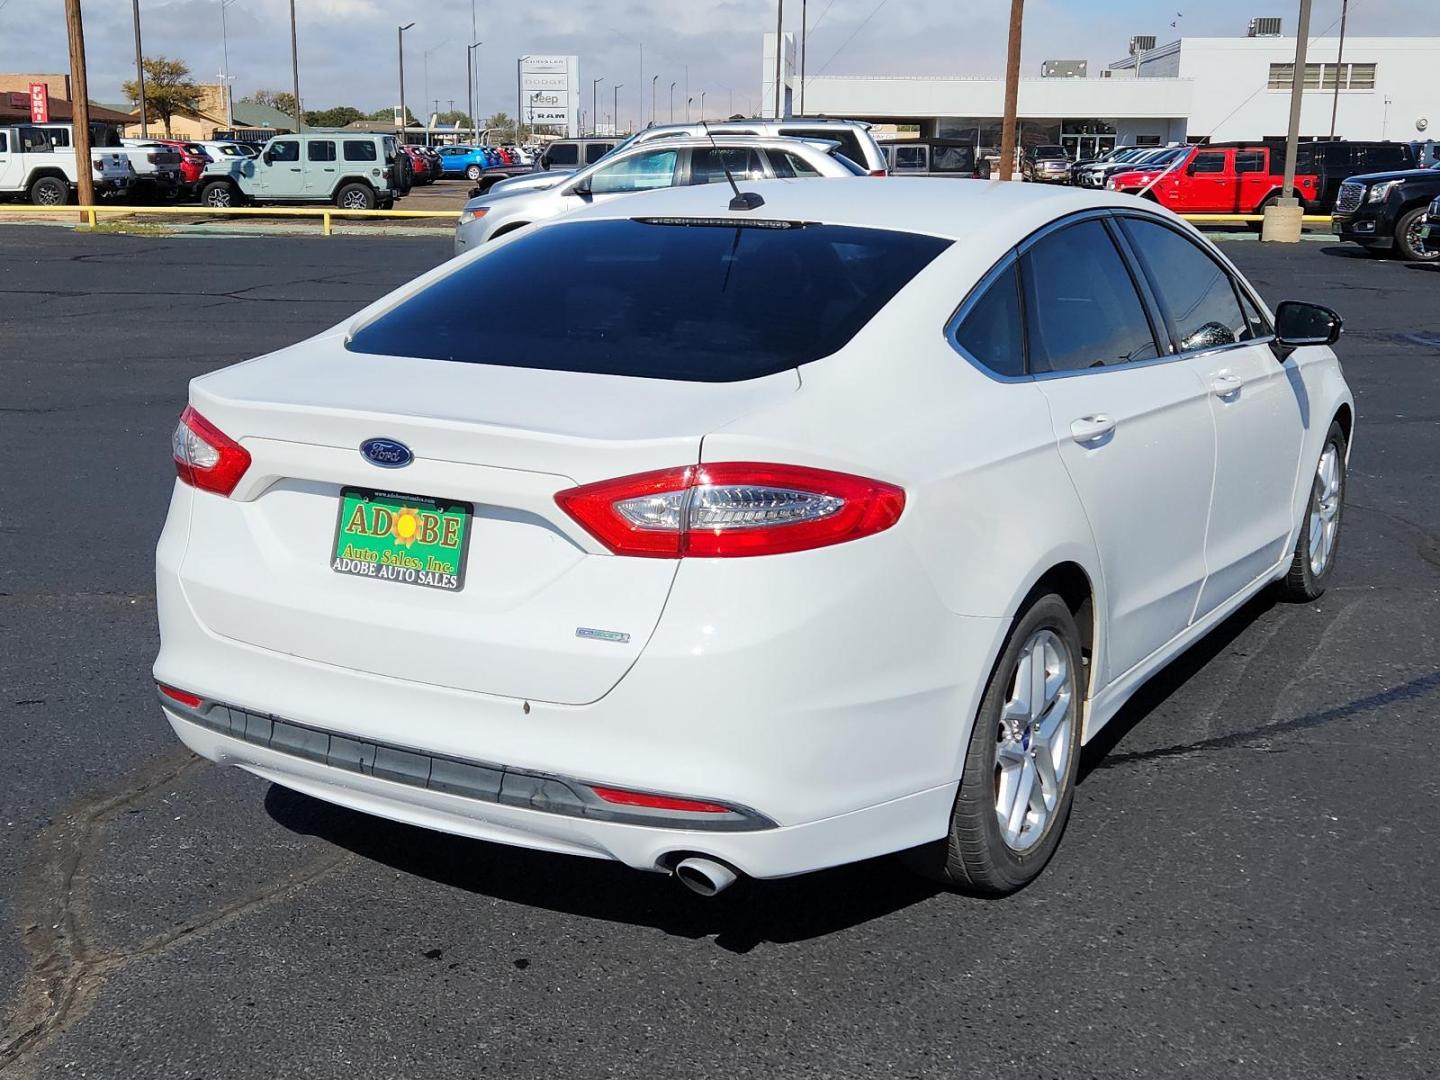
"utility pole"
288,0,302,132
772,0,783,118
516,56,525,145
1264,0,1314,241
1329,0,1348,139
613,84,622,135
998,0,1023,181
799,0,807,116
63,0,95,216
1281,0,1314,201
130,0,148,137
397,23,414,143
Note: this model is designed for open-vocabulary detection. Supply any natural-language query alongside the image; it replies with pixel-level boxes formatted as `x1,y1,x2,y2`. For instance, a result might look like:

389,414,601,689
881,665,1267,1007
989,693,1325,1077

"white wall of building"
803,74,1193,123
760,33,795,119
1170,37,1435,142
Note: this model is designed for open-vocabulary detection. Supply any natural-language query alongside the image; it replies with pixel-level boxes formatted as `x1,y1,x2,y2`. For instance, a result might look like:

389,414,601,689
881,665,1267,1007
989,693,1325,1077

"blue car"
437,145,495,180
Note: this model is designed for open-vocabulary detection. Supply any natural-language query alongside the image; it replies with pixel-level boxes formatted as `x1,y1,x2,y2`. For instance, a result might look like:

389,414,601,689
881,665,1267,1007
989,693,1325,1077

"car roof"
558,176,1148,242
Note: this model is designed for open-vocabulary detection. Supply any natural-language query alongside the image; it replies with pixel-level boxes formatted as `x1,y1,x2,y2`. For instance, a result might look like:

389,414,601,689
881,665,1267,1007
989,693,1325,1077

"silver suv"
455,136,859,253
628,118,887,175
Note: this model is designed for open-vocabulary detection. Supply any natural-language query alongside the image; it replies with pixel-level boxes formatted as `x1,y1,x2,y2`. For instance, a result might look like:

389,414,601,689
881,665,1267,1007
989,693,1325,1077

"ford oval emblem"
360,438,413,469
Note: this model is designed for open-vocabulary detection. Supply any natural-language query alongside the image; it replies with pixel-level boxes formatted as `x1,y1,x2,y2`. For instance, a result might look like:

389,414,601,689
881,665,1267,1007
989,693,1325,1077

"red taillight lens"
158,684,203,708
867,168,887,177
554,463,904,559
172,405,251,496
589,785,732,814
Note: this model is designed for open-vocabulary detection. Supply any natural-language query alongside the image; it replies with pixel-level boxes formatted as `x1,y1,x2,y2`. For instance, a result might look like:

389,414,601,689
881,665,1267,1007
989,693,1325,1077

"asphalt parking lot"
1,226,1437,1079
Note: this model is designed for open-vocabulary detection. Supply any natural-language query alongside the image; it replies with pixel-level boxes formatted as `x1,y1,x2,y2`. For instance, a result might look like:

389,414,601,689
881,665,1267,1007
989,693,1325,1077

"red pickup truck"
1106,145,1320,214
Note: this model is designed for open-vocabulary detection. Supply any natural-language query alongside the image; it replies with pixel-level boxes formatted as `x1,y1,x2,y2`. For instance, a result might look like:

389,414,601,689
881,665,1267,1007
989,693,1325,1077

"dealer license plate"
331,487,471,592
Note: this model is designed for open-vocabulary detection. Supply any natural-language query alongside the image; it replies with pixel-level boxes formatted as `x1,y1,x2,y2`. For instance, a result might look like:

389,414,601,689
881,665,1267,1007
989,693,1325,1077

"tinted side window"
954,262,1025,377
1020,220,1159,373
1235,150,1266,174
0,132,6,152
546,143,578,166
584,142,613,164
1190,151,1226,174
269,139,300,162
893,146,926,171
769,150,821,178
1121,218,1251,351
307,140,336,162
1357,144,1409,169
689,147,764,185
343,140,377,162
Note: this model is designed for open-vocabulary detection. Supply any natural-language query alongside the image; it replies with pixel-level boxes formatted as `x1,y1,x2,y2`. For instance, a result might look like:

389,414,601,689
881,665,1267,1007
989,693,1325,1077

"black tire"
1394,206,1439,262
200,181,241,209
903,593,1085,896
335,183,376,211
1277,419,1347,602
465,164,483,181
28,175,70,206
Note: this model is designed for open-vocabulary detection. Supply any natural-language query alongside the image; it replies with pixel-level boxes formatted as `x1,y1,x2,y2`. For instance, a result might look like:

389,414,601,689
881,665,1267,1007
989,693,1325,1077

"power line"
813,0,891,76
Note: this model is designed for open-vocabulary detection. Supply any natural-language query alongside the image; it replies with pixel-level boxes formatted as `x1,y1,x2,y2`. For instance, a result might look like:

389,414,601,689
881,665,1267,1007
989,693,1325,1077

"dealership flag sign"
29,82,49,124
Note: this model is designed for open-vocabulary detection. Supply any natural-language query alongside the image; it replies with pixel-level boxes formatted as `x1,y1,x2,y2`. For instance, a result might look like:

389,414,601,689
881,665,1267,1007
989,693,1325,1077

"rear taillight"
554,463,904,558
147,152,158,164
172,405,251,496
867,168,887,177
92,158,104,171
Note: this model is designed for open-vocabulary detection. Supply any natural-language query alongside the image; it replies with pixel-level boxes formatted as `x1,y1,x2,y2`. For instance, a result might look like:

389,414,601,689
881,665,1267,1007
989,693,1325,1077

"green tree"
365,106,417,125
241,89,299,120
304,105,364,128
121,57,201,138
483,112,531,143
435,109,473,127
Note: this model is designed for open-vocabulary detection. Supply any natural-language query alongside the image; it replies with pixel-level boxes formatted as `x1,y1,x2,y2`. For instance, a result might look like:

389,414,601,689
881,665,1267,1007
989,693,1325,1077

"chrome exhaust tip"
673,856,739,897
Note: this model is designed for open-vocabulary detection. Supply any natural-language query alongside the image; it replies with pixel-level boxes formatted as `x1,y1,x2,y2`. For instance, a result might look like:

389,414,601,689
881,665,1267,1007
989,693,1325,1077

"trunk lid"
179,337,798,705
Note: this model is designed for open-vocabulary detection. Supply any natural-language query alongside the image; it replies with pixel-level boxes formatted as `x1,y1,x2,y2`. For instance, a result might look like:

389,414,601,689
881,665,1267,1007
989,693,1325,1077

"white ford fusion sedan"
156,178,1352,897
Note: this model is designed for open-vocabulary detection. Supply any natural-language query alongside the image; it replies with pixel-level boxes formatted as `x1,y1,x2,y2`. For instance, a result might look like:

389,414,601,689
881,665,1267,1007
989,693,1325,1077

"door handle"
1070,415,1116,444
1211,374,1243,399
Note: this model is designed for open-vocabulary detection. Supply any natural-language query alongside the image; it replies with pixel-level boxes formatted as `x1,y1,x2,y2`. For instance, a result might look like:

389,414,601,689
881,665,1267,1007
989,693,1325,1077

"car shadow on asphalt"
1077,591,1276,782
263,783,940,953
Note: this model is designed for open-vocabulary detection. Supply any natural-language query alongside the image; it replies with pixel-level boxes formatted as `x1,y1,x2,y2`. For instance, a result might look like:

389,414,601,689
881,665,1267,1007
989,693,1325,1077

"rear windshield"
347,218,950,382
780,127,867,167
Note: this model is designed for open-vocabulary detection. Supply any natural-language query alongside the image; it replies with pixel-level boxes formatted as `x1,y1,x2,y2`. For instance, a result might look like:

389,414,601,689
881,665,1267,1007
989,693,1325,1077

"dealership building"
782,23,1437,157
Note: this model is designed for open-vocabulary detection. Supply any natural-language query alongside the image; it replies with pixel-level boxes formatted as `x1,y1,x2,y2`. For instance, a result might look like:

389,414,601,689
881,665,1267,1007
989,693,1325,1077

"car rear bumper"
155,481,1004,877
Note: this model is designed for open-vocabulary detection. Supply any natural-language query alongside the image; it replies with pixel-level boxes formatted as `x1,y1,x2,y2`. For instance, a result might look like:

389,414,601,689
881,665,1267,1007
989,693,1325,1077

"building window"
1269,61,1377,90
1136,135,1163,146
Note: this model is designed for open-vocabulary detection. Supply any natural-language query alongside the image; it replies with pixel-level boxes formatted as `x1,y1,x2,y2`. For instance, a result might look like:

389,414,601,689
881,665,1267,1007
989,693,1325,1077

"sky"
0,0,1433,125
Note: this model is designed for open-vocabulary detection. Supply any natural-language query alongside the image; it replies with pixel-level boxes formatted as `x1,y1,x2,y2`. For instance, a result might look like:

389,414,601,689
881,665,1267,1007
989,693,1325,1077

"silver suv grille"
1335,182,1364,214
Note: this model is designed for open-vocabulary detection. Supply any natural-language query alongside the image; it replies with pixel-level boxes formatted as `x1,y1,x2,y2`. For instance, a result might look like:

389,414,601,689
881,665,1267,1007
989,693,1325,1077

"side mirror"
1274,300,1343,349
262,152,274,165
569,176,591,197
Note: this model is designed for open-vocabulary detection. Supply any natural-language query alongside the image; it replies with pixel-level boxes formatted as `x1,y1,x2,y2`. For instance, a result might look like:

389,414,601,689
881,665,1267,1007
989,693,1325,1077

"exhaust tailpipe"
673,856,739,897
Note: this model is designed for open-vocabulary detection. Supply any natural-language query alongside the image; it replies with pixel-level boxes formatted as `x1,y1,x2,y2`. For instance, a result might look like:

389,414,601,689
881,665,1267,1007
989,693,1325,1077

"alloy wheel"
342,191,369,209
1309,443,1342,576
994,629,1074,852
36,183,63,205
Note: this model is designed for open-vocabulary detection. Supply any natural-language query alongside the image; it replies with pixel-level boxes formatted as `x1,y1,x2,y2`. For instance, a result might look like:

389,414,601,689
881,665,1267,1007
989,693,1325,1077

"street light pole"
699,90,706,120
288,0,302,131
686,96,692,122
669,81,675,123
592,77,603,135
469,41,483,144
799,0,807,116
130,0,148,137
219,0,237,128
651,75,658,129
397,22,415,143
1281,0,1314,202
613,84,623,135
998,0,1024,181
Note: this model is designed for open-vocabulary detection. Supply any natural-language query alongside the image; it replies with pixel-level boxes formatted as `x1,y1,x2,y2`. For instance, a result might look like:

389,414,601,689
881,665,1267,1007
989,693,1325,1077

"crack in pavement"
1093,668,1440,771
0,750,350,1077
